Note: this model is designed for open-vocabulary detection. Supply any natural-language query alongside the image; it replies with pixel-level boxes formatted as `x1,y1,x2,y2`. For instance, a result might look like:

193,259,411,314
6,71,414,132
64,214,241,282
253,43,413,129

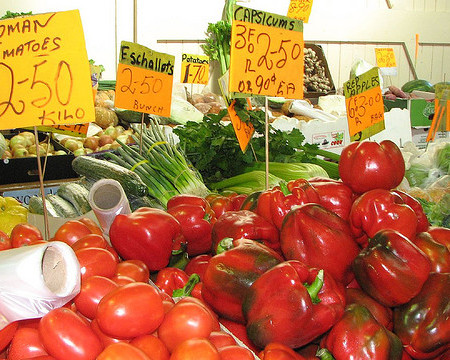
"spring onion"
245,162,329,182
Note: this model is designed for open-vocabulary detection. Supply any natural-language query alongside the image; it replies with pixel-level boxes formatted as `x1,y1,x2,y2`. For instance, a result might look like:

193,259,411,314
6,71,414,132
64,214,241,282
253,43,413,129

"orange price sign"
115,41,174,117
229,6,304,99
181,54,209,85
287,0,313,23
344,67,385,140
227,100,255,153
0,10,95,130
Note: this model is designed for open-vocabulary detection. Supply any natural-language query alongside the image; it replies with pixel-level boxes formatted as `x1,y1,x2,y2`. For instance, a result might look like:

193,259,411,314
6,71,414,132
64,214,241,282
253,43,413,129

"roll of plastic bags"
0,241,80,330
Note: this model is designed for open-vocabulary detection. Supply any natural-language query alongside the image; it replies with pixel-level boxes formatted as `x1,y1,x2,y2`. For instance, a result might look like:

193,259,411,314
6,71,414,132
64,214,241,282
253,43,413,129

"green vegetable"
104,119,209,207
173,109,340,185
436,142,450,174
210,170,283,194
405,163,430,188
246,161,329,182
165,96,204,125
46,194,79,218
115,109,147,123
57,183,92,215
28,196,59,217
417,194,450,228
0,11,32,19
401,79,434,93
72,156,148,197
98,80,116,91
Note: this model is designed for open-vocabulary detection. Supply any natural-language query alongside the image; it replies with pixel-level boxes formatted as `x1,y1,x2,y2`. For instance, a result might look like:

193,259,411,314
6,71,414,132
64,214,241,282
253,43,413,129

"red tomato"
71,233,109,251
170,338,220,360
0,230,11,251
96,282,164,339
90,319,129,348
177,296,220,330
218,345,254,360
21,356,57,360
39,307,103,360
52,220,92,246
75,247,119,281
0,321,18,352
130,335,170,360
115,260,150,283
10,224,43,248
158,299,216,352
208,331,236,350
111,275,136,286
78,217,104,235
7,327,48,360
74,275,118,319
18,318,40,329
97,342,150,360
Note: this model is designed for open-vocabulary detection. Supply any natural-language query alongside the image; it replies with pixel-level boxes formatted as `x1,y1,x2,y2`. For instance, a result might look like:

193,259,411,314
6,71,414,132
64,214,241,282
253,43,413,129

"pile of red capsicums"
0,139,449,360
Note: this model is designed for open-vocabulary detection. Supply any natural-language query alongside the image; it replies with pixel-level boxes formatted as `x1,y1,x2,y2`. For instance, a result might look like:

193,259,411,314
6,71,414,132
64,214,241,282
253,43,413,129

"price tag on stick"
343,67,385,141
229,5,304,99
115,41,175,117
227,100,255,153
0,10,95,130
181,54,209,85
287,0,313,23
375,48,397,76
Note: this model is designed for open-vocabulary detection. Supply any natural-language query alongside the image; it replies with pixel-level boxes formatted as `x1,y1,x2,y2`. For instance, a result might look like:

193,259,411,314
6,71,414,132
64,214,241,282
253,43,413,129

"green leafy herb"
173,109,340,185
417,194,450,228
1,11,32,20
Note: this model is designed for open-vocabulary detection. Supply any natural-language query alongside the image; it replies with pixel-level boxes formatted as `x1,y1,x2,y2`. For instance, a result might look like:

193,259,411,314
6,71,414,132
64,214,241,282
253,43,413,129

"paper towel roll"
0,241,80,330
88,179,131,234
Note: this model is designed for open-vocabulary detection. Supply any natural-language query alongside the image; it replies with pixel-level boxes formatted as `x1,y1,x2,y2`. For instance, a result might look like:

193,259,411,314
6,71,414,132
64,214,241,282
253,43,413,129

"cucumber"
46,194,79,218
28,196,60,217
57,182,92,215
72,156,148,197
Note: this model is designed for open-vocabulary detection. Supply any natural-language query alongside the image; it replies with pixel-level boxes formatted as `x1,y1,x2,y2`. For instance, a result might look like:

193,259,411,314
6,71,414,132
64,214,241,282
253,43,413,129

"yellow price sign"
227,100,254,153
287,0,313,23
115,41,174,117
181,54,209,85
35,123,89,137
375,48,397,68
229,6,304,99
344,67,385,140
0,10,95,130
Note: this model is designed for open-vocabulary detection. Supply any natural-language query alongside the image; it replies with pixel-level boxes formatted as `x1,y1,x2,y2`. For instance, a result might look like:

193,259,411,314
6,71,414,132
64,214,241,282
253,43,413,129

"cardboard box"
304,43,336,99
383,98,435,127
411,127,449,149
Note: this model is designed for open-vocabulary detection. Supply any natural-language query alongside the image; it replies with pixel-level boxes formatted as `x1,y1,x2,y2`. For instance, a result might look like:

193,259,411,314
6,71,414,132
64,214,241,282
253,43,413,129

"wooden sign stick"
33,127,50,240
265,96,270,190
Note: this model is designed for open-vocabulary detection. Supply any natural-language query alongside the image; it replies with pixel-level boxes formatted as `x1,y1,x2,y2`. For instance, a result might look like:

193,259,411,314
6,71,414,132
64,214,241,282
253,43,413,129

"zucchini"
46,194,79,218
28,196,60,217
72,156,148,197
57,182,92,215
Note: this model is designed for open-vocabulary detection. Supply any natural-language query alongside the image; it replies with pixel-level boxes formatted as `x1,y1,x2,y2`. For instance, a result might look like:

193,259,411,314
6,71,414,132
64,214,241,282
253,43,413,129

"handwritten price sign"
287,0,313,23
0,10,94,131
344,67,385,141
229,6,304,99
227,100,254,152
181,54,209,85
115,41,174,117
375,48,397,76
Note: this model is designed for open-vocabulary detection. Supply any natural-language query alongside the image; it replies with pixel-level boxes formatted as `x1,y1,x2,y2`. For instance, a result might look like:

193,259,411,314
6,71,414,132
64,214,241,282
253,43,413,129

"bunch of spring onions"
104,118,210,207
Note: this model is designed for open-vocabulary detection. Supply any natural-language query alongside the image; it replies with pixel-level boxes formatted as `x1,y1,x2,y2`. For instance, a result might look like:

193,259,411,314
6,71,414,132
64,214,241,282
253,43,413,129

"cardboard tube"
88,179,131,234
0,241,80,330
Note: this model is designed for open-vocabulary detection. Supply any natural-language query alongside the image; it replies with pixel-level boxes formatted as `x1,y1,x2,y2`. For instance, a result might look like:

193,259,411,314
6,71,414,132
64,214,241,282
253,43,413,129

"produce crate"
303,43,336,99
383,98,435,127
0,132,78,185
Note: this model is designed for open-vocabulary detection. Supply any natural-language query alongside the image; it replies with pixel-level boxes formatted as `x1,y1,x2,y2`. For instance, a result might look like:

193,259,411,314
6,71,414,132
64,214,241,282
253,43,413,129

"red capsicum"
211,210,280,254
280,203,360,285
259,343,307,360
308,177,356,221
349,189,418,247
352,229,431,307
167,194,216,256
243,260,346,349
154,267,189,296
394,272,450,360
428,226,450,252
255,179,321,230
321,303,403,360
109,207,184,271
392,190,429,232
184,254,212,281
338,140,405,194
345,287,393,330
202,238,284,323
412,231,450,273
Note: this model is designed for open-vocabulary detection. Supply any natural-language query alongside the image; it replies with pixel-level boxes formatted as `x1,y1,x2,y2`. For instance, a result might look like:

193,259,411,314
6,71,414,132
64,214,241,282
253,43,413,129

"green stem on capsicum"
304,269,324,304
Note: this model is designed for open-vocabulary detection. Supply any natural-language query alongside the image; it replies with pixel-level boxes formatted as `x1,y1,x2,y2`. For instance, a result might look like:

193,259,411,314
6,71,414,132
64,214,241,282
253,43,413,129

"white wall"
1,0,449,87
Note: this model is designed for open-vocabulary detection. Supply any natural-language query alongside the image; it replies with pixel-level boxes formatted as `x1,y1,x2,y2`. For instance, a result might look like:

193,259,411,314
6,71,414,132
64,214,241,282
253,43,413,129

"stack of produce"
0,138,448,360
